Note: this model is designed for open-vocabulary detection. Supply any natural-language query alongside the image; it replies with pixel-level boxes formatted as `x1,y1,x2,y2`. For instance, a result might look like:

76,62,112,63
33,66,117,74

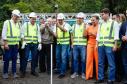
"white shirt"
96,19,119,41
21,22,41,43
2,19,21,40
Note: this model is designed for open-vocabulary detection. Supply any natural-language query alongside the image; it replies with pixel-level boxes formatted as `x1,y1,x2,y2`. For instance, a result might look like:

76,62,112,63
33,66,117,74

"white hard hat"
57,13,65,19
76,12,85,18
12,9,20,17
29,12,37,18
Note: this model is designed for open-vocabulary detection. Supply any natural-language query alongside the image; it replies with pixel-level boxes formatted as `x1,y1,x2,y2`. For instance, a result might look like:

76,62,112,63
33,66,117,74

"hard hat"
29,12,37,18
76,12,85,18
57,13,65,19
12,9,20,17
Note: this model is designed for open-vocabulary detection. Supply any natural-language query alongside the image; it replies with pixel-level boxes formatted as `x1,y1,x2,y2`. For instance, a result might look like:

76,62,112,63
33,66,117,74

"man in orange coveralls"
85,14,100,80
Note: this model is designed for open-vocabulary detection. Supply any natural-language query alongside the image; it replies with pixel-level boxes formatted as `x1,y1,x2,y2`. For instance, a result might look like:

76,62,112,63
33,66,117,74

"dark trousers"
20,43,38,73
39,44,52,72
3,45,18,74
115,49,123,81
121,48,127,80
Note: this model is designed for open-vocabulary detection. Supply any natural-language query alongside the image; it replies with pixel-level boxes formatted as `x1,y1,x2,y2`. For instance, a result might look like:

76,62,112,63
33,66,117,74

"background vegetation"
0,0,127,33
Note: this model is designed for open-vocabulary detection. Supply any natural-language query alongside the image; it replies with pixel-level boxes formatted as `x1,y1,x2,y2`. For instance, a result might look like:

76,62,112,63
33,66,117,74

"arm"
40,24,45,34
119,22,126,41
56,23,67,32
83,23,87,37
37,25,41,43
113,21,120,51
2,20,9,49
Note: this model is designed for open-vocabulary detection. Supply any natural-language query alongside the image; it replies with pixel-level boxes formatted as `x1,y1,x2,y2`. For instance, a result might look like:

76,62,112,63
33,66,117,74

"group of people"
1,8,127,84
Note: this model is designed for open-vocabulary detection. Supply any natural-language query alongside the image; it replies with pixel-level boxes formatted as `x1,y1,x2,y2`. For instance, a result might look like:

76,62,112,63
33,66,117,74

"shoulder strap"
74,24,76,37
8,20,13,37
36,23,39,36
63,23,66,38
109,21,114,39
26,22,29,36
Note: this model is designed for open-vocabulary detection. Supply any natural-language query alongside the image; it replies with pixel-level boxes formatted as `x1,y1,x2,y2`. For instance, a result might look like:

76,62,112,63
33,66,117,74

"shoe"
107,80,114,84
31,72,39,77
124,81,127,84
94,80,104,84
13,73,19,78
53,68,60,74
2,73,8,79
81,73,86,79
71,72,79,78
58,74,65,79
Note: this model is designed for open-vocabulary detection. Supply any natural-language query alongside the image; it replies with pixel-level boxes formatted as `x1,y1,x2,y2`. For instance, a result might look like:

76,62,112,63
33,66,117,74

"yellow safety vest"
99,21,115,47
57,23,70,44
6,20,20,45
24,22,38,44
73,23,87,45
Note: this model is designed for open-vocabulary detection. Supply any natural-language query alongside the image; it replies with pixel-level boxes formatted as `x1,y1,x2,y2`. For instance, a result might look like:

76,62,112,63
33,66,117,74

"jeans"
56,44,69,75
21,43,38,73
121,48,127,80
98,46,115,81
73,45,86,74
3,45,18,74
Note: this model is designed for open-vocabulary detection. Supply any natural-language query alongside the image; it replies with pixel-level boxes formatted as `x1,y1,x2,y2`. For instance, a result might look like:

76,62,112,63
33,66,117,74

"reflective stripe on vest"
24,22,38,43
57,24,70,44
7,20,20,45
73,23,87,45
99,21,114,47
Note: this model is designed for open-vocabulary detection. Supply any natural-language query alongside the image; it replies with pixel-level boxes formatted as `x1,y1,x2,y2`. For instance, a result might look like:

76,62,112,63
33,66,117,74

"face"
12,15,20,22
101,12,109,20
116,16,120,22
58,19,64,25
76,18,84,25
30,17,36,24
91,17,98,25
112,15,116,21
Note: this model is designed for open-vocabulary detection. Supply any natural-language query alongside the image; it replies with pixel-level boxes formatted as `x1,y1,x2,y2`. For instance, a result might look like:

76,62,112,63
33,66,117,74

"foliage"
0,0,127,33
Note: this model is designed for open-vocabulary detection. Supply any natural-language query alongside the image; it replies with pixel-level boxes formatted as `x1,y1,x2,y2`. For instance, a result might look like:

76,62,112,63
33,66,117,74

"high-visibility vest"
73,23,87,45
24,22,38,44
6,20,20,45
99,21,115,47
57,23,70,44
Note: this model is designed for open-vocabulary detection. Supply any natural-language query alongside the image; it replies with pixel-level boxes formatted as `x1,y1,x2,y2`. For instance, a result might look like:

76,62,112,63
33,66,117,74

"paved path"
0,61,123,84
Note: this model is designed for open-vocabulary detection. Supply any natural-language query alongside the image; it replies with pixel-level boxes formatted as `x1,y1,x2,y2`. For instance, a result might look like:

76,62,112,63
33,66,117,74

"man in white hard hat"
2,9,21,79
54,13,72,78
71,12,87,79
20,12,41,77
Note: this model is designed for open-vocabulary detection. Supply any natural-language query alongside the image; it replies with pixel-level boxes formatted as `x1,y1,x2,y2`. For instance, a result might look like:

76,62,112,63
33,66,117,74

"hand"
112,45,117,51
71,45,73,48
38,44,42,51
4,44,9,50
21,41,26,49
122,36,127,41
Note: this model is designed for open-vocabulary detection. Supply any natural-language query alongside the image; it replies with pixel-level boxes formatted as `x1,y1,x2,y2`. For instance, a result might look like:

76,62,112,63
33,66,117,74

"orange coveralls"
85,25,98,80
